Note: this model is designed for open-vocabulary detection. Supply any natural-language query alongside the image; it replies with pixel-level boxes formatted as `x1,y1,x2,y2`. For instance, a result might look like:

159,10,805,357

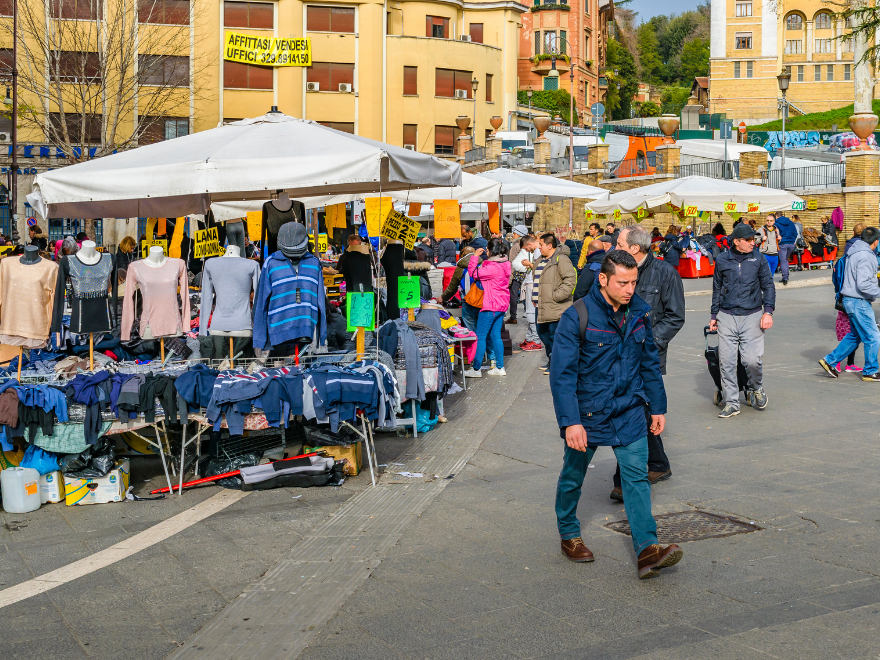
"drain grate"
605,510,761,543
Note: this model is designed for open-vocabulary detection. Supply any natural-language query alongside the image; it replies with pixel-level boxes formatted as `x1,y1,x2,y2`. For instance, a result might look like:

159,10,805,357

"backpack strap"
573,298,589,342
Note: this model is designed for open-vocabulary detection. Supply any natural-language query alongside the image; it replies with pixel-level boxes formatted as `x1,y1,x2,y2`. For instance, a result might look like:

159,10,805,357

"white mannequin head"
223,245,241,257
144,245,167,267
77,240,100,265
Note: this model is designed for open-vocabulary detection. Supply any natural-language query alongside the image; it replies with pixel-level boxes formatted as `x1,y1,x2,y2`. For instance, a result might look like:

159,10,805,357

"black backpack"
574,298,590,340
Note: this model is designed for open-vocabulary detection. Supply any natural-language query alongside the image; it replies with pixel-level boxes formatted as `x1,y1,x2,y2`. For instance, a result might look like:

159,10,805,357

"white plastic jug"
1,467,41,513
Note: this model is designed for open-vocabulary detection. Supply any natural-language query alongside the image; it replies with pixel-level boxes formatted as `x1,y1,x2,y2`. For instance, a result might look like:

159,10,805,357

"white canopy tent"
209,171,501,223
27,112,461,220
585,175,803,215
475,168,609,203
408,202,535,221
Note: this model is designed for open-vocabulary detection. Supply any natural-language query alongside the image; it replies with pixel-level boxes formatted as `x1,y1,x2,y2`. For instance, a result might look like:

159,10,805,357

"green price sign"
398,275,420,309
346,292,376,331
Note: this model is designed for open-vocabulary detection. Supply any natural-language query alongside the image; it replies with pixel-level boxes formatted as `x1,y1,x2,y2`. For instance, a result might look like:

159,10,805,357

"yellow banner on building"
224,32,311,66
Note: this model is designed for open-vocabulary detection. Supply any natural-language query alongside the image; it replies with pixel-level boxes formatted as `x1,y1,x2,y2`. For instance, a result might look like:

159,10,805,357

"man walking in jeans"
710,223,776,418
534,233,577,375
773,211,797,285
820,227,880,381
551,250,682,579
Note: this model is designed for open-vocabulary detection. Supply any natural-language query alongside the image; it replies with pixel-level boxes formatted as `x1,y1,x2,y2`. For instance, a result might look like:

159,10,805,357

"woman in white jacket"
513,235,542,351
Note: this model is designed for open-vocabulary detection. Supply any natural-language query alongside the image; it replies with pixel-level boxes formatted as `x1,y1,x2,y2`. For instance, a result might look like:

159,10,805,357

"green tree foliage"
604,37,639,120
516,89,579,126
637,24,662,82
660,87,690,113
681,38,709,83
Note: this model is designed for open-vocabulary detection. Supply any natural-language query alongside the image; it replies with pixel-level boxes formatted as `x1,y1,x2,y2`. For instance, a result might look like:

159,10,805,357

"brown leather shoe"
637,543,683,579
507,317,518,324
561,537,595,562
609,487,623,502
648,469,672,484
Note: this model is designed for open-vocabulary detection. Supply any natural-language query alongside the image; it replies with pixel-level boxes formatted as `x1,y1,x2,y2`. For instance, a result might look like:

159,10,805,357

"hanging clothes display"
120,258,190,341
335,243,375,295
381,242,405,321
199,256,260,334
261,199,306,257
0,256,59,347
51,253,118,335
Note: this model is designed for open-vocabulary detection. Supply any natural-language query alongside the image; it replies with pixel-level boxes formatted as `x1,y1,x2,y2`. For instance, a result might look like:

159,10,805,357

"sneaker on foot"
750,388,768,410
487,367,507,376
522,342,543,352
718,404,740,418
463,368,482,378
845,365,863,373
818,358,840,378
861,372,880,381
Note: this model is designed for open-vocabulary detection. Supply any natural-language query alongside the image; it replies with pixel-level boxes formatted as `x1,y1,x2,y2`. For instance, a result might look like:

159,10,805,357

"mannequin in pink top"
121,246,190,342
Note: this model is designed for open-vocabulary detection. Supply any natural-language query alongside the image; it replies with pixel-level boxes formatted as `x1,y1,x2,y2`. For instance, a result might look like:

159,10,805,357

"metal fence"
675,159,740,180
464,146,486,163
761,163,846,189
605,155,657,179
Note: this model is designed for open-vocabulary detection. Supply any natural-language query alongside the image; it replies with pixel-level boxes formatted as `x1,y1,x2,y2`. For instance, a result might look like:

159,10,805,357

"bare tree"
2,0,213,161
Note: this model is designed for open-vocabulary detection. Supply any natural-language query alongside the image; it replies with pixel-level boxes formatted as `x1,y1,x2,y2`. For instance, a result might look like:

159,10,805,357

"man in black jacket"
609,225,686,500
573,240,607,301
709,223,776,418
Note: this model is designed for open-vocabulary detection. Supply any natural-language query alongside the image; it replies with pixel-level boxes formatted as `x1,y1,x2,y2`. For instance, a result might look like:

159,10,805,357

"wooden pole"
356,327,365,359
89,333,94,371
16,346,21,380
408,307,415,321
160,337,165,362
229,336,234,369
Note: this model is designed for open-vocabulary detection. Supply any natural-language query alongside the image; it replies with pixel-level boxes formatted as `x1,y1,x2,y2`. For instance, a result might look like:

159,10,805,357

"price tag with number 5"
398,276,421,309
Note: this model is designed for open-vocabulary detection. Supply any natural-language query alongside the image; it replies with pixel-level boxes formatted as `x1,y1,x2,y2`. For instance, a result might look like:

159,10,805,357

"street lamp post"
777,67,791,187
471,77,479,145
7,0,17,242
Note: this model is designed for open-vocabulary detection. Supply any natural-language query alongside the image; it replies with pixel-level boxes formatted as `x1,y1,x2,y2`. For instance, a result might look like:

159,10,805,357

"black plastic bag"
302,425,360,447
201,452,261,489
61,438,116,479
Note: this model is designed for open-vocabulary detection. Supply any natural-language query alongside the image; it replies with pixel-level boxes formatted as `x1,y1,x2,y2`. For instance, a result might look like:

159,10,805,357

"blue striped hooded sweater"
253,251,327,350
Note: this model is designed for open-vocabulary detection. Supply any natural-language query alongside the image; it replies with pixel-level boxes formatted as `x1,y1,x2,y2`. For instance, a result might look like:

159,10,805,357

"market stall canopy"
209,171,501,222
408,202,535,221
475,168,609,204
585,175,803,215
28,112,461,220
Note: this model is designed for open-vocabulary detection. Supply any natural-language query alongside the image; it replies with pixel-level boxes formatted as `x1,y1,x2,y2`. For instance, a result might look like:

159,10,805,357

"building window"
140,116,189,143
733,61,740,79
51,51,101,84
485,73,493,102
784,40,803,54
842,37,854,52
559,30,567,54
469,23,483,43
815,12,832,30
746,61,753,78
534,31,540,56
49,0,101,20
827,64,834,81
50,218,82,243
814,64,821,81
139,54,189,86
434,125,456,155
735,2,751,17
0,0,10,16
845,15,853,28
544,31,557,54
583,30,590,59
426,16,449,39
797,65,804,82
307,62,355,92
543,75,558,91
306,6,354,33
138,0,189,25
403,66,417,95
814,38,832,53
94,218,103,247
785,14,803,30
735,32,752,49
48,113,102,143
435,68,473,98
844,63,851,81
403,124,417,149
223,61,273,89
318,121,354,134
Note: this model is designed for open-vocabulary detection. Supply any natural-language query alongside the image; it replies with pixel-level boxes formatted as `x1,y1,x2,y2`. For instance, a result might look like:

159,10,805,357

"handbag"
464,263,484,307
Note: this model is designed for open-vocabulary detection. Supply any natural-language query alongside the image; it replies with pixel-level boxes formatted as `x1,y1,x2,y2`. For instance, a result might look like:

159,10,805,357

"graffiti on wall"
747,130,821,155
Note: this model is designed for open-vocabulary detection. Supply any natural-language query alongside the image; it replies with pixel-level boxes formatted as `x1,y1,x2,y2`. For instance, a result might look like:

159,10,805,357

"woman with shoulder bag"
464,239,512,378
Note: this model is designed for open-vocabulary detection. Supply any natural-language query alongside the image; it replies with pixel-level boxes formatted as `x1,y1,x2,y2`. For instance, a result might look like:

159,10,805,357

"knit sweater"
199,256,260,334
253,251,327,350
0,257,59,342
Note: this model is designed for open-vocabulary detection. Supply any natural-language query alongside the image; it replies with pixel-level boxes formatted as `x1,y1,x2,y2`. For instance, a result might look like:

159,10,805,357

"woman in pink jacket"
464,238,512,378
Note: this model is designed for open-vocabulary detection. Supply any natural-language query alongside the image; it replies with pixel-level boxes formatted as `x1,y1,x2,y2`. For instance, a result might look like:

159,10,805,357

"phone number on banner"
224,32,311,66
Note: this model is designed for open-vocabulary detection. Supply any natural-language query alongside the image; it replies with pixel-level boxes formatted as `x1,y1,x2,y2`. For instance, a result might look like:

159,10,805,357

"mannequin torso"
144,245,167,268
77,240,101,265
202,246,256,337
20,245,41,265
223,245,241,258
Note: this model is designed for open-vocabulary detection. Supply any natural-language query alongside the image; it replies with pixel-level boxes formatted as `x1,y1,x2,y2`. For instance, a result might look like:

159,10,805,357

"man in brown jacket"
534,233,577,374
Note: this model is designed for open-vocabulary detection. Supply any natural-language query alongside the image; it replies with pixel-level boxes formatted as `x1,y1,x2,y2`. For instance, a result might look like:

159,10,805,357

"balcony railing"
605,154,658,179
464,145,486,163
761,163,845,189
675,159,740,180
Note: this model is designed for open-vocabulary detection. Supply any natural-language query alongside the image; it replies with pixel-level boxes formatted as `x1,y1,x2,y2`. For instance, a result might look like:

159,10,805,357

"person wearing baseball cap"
709,221,776,418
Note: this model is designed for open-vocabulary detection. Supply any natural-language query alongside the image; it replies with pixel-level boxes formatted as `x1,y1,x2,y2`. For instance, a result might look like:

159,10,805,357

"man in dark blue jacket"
550,250,683,579
773,212,797,285
710,223,776,417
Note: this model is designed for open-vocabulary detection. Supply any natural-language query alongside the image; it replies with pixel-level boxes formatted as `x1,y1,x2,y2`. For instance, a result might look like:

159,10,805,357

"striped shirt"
532,258,547,305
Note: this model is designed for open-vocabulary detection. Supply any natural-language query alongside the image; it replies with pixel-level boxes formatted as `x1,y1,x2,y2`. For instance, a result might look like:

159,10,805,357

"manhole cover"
605,510,761,543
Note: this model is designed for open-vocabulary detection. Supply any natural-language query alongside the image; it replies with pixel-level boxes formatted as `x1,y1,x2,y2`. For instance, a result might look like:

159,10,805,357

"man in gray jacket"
820,227,880,381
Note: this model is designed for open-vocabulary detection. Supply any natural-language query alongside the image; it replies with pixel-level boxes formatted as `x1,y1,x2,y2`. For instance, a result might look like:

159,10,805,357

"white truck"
545,127,602,162
493,130,532,153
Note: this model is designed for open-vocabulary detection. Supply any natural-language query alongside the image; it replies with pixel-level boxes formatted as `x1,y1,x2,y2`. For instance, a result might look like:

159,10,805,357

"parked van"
494,131,532,153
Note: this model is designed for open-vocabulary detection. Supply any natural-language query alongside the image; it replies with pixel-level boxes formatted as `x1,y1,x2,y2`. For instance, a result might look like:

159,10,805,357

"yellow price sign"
636,208,647,219
595,213,607,220
140,239,168,258
612,209,621,220
807,199,818,210
684,206,698,217
724,202,738,214
747,203,761,213
584,210,594,221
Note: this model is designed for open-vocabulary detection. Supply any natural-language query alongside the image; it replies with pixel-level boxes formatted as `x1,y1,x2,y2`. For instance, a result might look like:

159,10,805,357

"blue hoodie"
774,215,797,245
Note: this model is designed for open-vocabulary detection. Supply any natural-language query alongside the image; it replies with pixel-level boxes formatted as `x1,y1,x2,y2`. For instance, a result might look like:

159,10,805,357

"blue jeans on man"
537,321,559,361
824,297,880,375
777,244,795,281
462,302,495,364
555,436,658,554
763,253,779,276
472,310,505,370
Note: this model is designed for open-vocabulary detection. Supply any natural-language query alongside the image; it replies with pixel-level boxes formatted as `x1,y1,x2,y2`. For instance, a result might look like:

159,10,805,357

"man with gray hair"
609,225,686,500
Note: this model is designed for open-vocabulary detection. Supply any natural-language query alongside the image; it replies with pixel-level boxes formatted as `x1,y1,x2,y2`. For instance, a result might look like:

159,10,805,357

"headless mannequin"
139,246,182,339
267,246,315,359
272,192,291,211
77,240,101,265
209,245,252,339
20,245,40,265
